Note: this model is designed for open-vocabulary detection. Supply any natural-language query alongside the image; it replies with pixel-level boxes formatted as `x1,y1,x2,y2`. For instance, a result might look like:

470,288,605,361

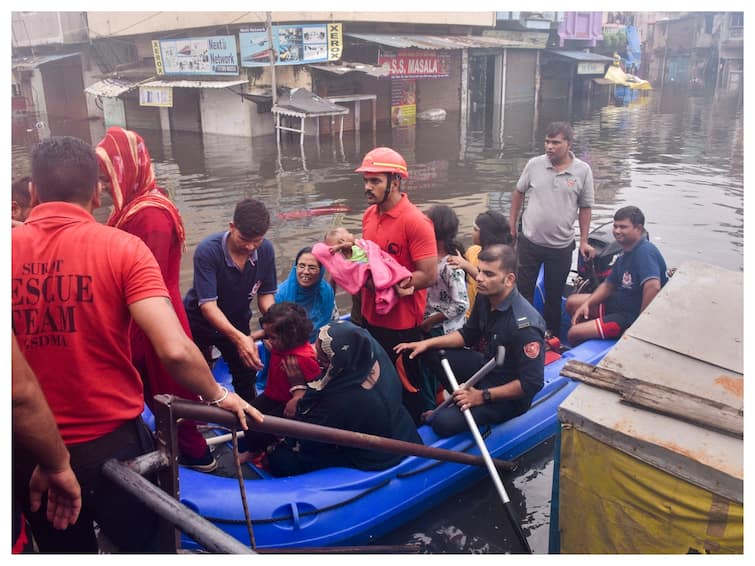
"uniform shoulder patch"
524,341,541,359
516,316,531,329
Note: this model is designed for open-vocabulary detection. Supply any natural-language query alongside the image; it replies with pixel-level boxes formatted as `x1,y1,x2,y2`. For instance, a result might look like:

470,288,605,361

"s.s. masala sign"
378,51,451,79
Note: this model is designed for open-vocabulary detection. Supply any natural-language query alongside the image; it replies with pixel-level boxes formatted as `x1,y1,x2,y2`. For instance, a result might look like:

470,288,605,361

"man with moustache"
395,244,545,437
509,121,595,338
354,147,438,424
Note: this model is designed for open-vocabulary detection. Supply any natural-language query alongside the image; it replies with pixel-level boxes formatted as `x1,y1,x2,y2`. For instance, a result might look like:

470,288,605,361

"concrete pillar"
459,48,469,159
159,106,171,132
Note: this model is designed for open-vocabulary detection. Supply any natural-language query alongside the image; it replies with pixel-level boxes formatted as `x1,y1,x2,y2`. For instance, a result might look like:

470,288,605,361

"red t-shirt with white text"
12,202,169,444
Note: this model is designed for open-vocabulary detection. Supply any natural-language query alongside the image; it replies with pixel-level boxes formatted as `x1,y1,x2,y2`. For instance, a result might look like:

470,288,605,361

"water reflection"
375,437,557,554
12,88,742,294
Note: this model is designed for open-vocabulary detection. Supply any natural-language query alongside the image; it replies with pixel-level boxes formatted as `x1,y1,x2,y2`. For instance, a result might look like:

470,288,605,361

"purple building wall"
558,12,603,47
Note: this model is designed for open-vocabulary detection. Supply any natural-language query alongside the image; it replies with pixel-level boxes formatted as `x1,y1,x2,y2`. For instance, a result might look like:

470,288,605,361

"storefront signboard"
152,36,239,76
391,79,416,127
139,86,173,107
240,23,342,67
378,51,450,79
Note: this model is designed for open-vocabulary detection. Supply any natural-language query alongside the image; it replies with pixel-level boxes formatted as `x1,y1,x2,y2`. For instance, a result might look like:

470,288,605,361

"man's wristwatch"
482,388,492,404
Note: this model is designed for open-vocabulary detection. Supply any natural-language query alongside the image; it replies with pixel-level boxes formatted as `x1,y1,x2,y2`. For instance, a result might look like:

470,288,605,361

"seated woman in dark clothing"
266,320,422,476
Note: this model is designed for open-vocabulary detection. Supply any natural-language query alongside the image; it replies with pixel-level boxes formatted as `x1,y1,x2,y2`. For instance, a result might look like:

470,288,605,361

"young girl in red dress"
243,302,322,455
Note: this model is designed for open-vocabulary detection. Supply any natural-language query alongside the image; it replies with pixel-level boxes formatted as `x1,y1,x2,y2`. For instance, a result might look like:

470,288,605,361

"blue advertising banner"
240,23,342,67
153,35,239,75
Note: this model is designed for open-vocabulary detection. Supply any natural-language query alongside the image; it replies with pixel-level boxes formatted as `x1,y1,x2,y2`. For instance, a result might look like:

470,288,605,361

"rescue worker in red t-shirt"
354,147,438,424
12,136,262,553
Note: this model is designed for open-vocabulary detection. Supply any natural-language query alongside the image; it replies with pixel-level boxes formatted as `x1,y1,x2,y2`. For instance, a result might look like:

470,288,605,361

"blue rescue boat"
175,336,615,550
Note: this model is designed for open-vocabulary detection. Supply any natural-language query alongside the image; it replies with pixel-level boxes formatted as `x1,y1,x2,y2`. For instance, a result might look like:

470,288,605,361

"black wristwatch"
482,388,492,404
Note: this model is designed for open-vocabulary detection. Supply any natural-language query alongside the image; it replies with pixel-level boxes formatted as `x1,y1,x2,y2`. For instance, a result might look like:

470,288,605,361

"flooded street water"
11,86,743,553
169,88,739,300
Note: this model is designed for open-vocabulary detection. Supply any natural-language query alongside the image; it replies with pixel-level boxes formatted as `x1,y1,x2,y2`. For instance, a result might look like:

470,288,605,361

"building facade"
13,11,740,145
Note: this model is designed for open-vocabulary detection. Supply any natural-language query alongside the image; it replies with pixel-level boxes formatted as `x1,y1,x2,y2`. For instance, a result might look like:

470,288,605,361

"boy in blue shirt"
184,198,277,402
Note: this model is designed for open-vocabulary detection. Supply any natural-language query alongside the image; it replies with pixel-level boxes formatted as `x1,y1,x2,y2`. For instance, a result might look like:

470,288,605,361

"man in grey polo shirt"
509,121,595,338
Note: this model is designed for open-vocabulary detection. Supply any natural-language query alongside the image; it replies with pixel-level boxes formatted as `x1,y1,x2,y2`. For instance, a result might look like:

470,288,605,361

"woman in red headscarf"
96,127,215,472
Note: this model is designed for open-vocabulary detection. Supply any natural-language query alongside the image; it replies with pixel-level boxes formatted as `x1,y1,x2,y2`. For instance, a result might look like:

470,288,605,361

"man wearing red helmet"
355,147,438,424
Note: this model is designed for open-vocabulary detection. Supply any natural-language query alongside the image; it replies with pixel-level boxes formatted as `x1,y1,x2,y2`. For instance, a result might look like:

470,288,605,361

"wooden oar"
154,395,516,472
437,351,532,554
424,346,506,422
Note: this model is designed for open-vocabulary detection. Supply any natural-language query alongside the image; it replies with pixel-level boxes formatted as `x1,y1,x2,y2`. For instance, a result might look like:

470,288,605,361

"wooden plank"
624,261,743,373
561,360,743,437
600,335,743,411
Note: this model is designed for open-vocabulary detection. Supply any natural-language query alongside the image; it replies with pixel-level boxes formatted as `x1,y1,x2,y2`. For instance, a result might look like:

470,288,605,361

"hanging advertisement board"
391,79,416,127
139,86,173,107
577,62,606,75
152,36,239,76
240,23,342,67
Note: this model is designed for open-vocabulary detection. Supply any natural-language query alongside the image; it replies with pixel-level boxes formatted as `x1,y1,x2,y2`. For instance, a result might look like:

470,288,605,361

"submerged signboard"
240,23,342,67
152,36,239,76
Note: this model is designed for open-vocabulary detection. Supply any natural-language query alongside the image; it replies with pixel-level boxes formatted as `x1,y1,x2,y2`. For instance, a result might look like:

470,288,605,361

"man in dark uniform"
395,244,545,437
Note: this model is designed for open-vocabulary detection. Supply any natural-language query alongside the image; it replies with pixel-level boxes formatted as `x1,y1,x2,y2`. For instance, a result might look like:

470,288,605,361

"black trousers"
516,234,574,336
13,417,160,553
420,348,528,438
193,331,258,403
362,322,433,425
243,394,286,453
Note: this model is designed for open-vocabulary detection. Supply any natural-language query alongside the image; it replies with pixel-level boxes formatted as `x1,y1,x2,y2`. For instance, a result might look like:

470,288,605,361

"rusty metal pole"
266,12,277,106
155,395,517,472
101,458,254,554
152,396,182,552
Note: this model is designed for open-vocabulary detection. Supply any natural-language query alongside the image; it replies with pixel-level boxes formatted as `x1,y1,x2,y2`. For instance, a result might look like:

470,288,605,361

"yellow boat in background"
604,64,652,91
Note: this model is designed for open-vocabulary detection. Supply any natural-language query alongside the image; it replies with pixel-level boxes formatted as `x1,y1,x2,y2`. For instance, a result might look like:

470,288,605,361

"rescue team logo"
12,259,93,348
386,242,401,256
621,271,633,289
524,341,540,359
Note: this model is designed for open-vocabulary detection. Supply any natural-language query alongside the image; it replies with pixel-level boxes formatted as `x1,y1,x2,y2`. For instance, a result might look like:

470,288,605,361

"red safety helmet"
354,147,409,179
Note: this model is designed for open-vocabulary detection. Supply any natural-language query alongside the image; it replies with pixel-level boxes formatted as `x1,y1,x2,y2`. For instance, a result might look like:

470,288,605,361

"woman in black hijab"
267,320,421,476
